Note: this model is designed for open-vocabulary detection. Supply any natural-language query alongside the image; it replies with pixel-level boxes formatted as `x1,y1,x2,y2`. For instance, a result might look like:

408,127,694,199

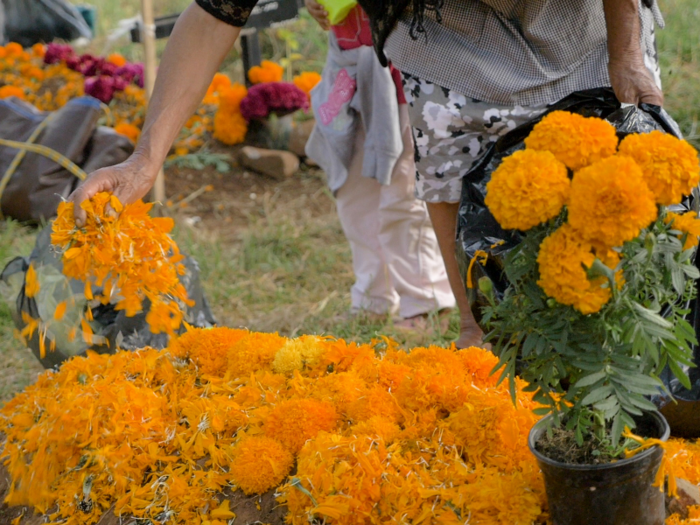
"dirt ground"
161,147,334,241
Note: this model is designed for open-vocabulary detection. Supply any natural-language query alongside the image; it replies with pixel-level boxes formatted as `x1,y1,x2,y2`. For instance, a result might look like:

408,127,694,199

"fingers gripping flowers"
485,110,700,314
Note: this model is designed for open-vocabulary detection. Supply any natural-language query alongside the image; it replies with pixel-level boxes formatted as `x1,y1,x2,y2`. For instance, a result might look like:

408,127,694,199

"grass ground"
0,0,697,401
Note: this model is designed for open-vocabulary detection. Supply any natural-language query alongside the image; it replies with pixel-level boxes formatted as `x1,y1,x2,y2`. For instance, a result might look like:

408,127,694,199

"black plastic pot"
529,411,670,525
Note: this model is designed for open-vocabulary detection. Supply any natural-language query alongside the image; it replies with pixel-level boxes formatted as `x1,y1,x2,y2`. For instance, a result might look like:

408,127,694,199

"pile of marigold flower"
4,327,700,525
0,42,320,154
0,327,548,525
485,110,700,314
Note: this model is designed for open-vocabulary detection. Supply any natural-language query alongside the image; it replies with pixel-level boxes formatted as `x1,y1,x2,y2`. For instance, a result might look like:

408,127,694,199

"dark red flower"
84,76,116,104
44,43,75,65
240,82,309,121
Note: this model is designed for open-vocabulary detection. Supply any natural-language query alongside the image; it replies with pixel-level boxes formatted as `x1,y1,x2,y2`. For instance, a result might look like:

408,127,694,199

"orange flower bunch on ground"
51,192,192,337
248,60,284,84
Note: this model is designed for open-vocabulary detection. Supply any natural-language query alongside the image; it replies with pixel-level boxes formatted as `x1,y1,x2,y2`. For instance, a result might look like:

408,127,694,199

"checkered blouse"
194,0,664,106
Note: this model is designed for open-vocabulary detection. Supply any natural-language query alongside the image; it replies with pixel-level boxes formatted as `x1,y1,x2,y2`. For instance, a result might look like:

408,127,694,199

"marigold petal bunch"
618,130,700,205
17,326,700,524
485,149,570,231
568,155,658,248
537,224,617,314
524,110,619,170
51,192,192,338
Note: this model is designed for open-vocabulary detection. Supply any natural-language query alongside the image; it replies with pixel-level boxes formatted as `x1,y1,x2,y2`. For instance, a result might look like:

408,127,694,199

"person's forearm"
135,3,241,174
603,0,643,66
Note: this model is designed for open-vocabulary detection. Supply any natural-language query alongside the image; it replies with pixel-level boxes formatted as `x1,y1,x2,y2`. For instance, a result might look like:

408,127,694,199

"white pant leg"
377,104,455,318
336,126,400,315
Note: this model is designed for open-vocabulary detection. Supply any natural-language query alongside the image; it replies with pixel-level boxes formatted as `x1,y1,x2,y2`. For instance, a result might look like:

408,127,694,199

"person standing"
71,0,664,349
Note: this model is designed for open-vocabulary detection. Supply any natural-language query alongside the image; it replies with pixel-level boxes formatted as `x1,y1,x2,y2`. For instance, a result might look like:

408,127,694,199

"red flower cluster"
240,82,309,121
44,43,144,103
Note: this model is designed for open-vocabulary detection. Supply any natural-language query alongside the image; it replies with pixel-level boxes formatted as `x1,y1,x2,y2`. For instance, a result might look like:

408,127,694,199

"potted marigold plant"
480,110,700,525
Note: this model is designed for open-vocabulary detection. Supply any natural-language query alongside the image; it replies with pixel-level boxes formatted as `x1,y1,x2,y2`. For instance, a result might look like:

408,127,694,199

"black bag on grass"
2,0,92,46
0,226,216,369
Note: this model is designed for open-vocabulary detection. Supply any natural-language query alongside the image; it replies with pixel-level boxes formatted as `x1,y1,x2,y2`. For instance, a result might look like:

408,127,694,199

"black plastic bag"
2,0,92,47
0,226,217,369
455,87,700,434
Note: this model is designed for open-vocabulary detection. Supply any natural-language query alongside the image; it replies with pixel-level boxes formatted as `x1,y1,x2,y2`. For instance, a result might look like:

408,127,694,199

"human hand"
70,152,159,227
305,0,330,30
608,58,664,107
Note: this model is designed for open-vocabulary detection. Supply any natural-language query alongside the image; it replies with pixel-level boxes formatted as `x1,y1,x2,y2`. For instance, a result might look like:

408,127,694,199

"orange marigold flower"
31,43,46,58
486,149,570,231
0,85,25,99
347,385,402,424
113,122,141,143
107,53,127,67
265,398,338,453
537,224,616,314
665,211,700,250
525,110,618,170
5,42,23,56
227,331,287,379
349,416,400,443
248,60,284,84
203,72,232,104
272,335,327,374
293,71,321,97
229,436,294,495
568,155,657,248
618,131,700,205
213,82,248,145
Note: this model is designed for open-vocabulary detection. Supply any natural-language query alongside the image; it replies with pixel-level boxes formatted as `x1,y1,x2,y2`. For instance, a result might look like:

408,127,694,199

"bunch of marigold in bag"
482,110,700,453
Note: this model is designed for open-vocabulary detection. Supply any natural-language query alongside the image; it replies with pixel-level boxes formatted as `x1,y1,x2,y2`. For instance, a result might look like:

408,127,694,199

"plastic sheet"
2,0,92,47
455,87,700,434
0,226,217,369
0,96,133,223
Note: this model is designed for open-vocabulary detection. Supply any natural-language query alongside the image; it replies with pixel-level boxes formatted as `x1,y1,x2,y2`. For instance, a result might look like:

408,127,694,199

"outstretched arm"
603,0,663,106
71,2,242,225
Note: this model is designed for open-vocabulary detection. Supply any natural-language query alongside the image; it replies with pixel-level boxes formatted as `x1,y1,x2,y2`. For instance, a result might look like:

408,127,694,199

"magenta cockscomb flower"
240,82,309,121
44,43,75,65
84,76,116,104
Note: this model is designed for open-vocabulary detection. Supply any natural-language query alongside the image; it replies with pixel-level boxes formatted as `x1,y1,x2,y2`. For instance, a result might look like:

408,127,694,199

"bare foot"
455,321,487,350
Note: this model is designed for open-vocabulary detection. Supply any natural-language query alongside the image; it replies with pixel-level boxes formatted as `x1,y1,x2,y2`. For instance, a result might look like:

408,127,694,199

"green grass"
173,189,459,346
0,222,42,401
657,0,700,147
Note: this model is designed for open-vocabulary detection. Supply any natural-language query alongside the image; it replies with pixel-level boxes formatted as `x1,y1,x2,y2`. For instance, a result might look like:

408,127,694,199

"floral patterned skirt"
401,72,549,203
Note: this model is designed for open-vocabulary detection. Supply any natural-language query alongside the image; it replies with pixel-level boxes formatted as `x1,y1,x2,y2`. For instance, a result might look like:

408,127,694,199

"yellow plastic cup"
318,0,358,25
